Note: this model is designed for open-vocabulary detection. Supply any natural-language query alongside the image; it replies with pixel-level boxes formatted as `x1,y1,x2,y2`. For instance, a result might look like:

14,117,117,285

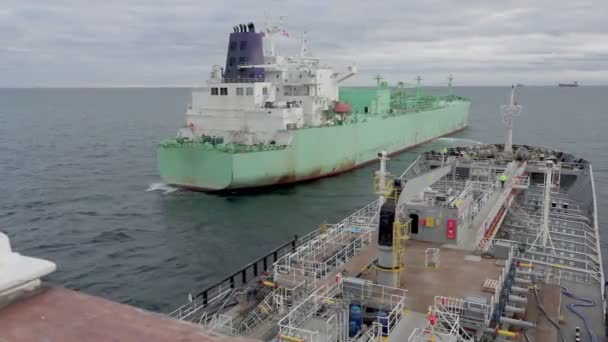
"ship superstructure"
157,20,471,191
168,87,606,341
182,21,356,146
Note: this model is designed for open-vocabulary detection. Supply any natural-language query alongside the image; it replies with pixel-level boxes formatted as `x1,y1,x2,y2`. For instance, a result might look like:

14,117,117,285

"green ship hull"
158,90,471,191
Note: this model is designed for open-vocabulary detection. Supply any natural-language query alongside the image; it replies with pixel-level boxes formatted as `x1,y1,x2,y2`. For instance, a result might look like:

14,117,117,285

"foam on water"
146,182,178,194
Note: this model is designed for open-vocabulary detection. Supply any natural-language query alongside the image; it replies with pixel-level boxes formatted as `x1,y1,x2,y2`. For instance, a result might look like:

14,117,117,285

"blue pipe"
561,286,597,342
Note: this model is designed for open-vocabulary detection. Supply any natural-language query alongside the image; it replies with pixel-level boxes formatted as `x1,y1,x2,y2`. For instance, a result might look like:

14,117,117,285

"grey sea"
1,86,606,313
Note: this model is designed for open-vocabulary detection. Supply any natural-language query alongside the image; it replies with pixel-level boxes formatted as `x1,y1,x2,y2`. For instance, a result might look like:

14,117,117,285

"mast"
415,76,423,97
264,12,286,57
500,84,522,154
447,74,454,97
373,74,383,87
300,32,308,57
529,160,557,255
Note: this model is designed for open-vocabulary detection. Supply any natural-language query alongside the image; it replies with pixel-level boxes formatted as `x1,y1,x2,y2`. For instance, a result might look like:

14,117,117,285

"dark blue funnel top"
224,22,265,82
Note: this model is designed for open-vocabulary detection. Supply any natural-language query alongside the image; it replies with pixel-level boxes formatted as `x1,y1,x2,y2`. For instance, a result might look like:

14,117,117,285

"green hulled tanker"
157,22,471,190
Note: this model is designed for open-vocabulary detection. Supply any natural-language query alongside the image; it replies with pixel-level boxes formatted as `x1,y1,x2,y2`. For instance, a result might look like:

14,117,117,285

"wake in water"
146,182,178,194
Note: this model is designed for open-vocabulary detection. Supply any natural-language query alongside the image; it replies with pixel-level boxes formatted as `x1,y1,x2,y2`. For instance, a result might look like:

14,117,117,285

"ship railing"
168,282,233,322
491,238,602,285
514,253,602,284
276,230,373,284
506,220,600,256
481,245,515,324
206,313,237,335
238,285,289,335
475,162,527,252
281,200,380,262
358,322,384,342
400,155,429,179
274,199,380,275
434,296,491,330
171,236,301,322
278,291,339,342
342,279,407,340
526,160,586,171
407,309,463,342
342,280,407,313
507,212,595,236
221,76,265,83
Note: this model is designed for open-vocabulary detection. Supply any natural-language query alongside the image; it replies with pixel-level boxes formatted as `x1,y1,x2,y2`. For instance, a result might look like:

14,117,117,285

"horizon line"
1,84,606,89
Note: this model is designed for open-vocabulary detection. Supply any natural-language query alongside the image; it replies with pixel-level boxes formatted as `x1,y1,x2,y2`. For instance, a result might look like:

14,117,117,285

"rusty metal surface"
0,286,260,342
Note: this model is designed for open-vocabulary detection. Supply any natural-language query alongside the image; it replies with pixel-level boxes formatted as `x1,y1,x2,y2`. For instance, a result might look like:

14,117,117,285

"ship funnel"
224,23,265,81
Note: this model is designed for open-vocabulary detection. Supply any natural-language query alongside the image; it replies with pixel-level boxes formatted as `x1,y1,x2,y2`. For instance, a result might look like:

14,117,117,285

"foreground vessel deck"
0,286,253,342
168,143,606,342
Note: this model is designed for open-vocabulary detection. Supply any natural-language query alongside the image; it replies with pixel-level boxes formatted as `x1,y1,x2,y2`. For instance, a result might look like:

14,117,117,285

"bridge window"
236,87,244,96
230,41,236,50
220,87,228,96
240,41,247,50
229,57,235,66
238,56,248,64
210,87,219,95
246,87,253,96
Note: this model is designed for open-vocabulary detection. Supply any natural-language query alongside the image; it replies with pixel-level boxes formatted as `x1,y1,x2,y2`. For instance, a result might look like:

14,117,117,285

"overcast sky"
2,0,607,87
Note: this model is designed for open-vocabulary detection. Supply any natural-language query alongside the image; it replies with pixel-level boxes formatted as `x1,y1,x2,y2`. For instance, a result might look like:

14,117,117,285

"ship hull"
157,100,471,190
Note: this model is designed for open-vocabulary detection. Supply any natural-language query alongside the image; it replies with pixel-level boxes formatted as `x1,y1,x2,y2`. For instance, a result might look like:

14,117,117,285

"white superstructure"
181,21,356,145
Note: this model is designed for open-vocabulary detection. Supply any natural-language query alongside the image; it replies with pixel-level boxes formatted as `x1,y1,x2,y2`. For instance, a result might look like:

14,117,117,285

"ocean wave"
90,230,134,243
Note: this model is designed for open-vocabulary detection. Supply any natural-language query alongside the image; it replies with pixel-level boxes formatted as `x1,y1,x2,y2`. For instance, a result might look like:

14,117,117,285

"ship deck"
362,239,503,314
0,286,257,342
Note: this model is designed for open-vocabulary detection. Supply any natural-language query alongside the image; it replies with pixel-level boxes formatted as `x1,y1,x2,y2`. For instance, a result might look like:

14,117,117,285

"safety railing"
434,296,491,330
407,309,463,342
168,282,233,322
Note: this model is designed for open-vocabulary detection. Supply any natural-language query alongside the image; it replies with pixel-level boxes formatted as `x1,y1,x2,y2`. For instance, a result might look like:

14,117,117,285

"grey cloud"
1,0,607,87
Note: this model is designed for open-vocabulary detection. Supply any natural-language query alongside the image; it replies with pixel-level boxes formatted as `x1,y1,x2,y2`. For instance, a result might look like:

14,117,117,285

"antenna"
373,74,383,87
500,84,522,154
447,74,454,97
300,31,309,57
263,11,287,57
415,76,423,97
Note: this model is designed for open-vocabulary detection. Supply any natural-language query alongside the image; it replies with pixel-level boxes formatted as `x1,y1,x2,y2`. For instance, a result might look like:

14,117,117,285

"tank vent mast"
529,160,557,255
500,84,522,154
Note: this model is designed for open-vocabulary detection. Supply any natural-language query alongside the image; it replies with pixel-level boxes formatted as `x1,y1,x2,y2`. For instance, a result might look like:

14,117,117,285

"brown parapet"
0,285,260,342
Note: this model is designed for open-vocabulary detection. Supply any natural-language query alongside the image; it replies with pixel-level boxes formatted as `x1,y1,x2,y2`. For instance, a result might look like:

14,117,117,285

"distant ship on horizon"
558,81,579,87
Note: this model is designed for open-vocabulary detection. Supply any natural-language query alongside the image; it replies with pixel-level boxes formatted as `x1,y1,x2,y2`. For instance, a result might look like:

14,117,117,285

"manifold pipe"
513,277,532,284
510,285,529,294
515,269,544,278
505,305,526,314
500,316,536,329
508,295,528,304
